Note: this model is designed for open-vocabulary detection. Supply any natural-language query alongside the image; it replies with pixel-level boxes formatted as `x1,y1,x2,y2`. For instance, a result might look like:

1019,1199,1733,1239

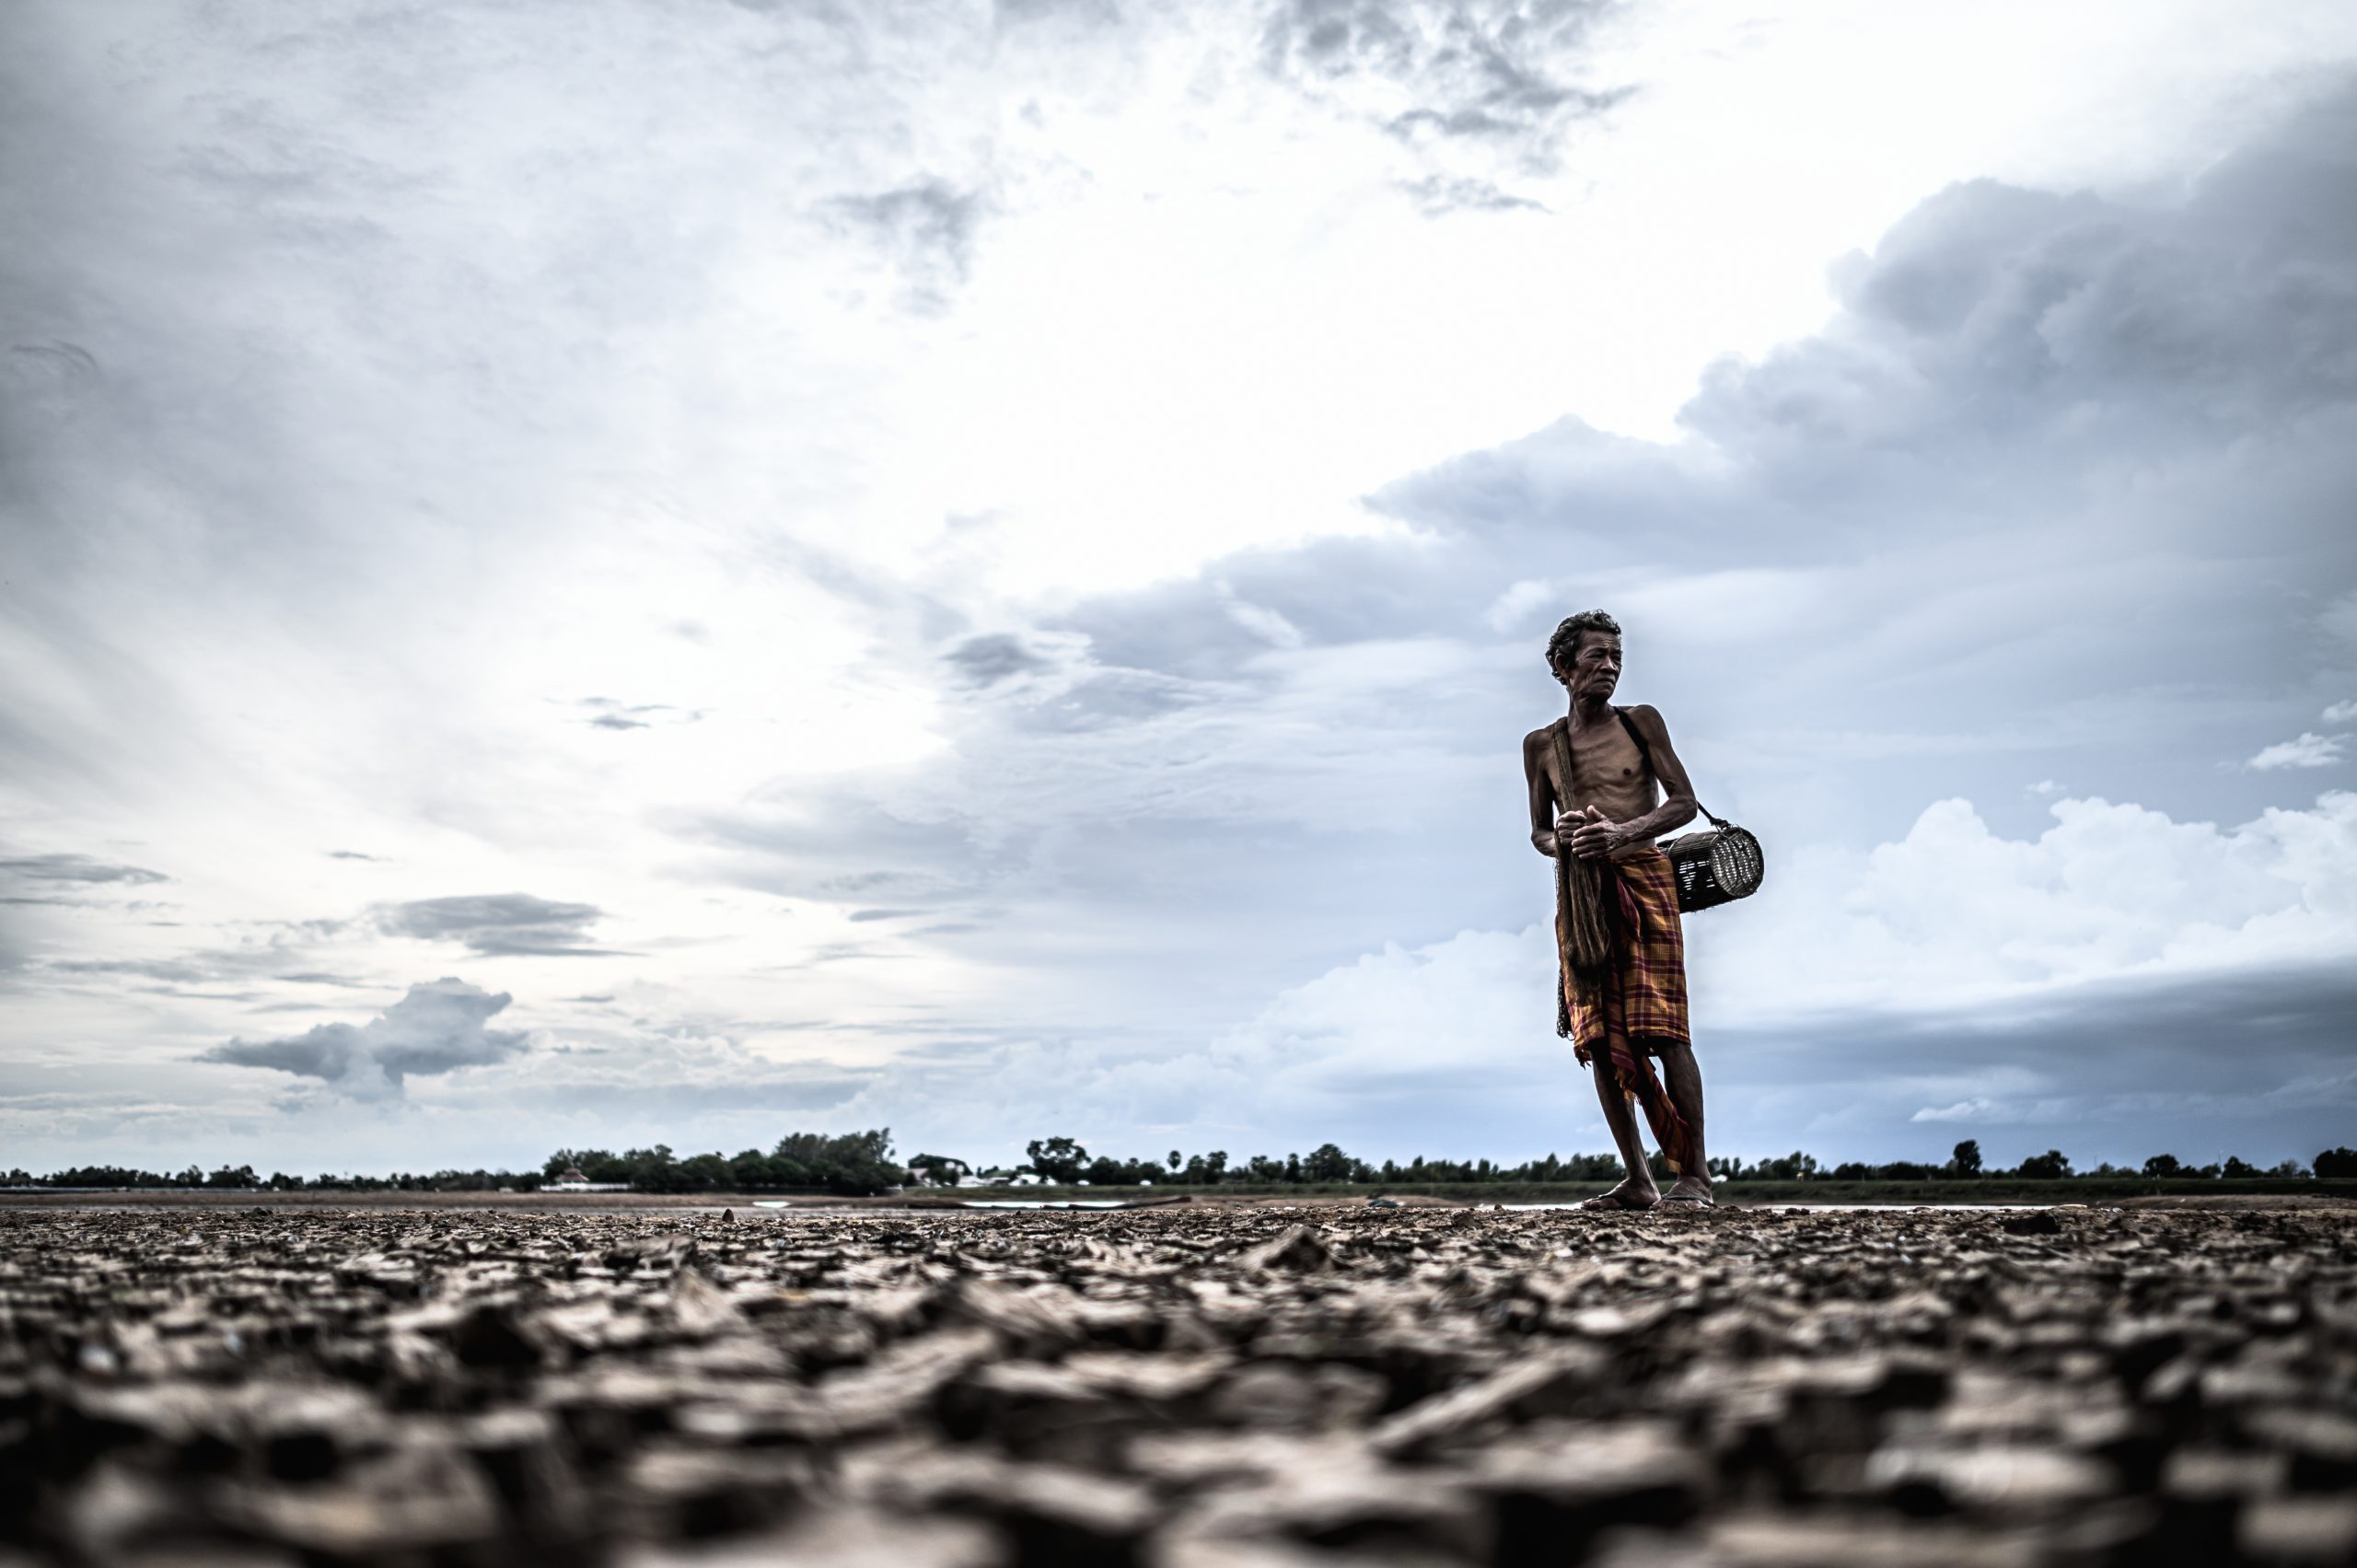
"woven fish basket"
1659,820,1765,914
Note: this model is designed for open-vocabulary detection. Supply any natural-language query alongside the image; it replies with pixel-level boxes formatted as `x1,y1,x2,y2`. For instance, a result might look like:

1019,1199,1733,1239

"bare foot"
1579,1180,1660,1212
1661,1176,1714,1209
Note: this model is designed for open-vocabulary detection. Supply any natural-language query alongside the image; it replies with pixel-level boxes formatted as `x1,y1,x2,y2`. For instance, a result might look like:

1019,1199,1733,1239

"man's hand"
1562,805,1627,861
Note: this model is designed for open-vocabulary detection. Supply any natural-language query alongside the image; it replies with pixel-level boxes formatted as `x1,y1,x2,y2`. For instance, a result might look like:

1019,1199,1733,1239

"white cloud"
1483,579,1560,633
2248,733,2347,771
2324,700,2357,725
1703,792,2357,1018
1910,1098,1998,1123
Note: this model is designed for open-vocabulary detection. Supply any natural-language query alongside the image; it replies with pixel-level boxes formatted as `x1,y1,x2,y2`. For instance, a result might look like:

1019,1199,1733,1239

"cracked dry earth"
3,1207,2356,1567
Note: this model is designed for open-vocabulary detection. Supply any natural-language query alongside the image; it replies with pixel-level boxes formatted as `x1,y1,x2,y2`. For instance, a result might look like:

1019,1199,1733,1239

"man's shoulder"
1522,719,1565,751
1620,703,1670,733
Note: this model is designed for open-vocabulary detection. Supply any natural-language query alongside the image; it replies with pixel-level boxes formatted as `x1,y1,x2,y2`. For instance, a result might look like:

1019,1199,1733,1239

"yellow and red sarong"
1555,848,1699,1176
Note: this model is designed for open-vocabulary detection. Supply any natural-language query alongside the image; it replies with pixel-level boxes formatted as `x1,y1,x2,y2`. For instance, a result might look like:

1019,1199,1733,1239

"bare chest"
1548,717,1655,812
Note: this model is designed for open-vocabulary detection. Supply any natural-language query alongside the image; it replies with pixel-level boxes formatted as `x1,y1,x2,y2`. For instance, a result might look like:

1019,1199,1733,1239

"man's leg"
1585,1047,1661,1209
1651,1040,1711,1201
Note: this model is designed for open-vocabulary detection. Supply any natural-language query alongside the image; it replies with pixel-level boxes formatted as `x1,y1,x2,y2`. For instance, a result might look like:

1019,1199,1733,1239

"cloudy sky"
5,0,2354,1179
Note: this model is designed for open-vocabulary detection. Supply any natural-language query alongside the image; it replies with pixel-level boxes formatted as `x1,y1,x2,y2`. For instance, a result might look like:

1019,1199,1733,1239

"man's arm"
1565,704,1700,858
1523,728,1561,858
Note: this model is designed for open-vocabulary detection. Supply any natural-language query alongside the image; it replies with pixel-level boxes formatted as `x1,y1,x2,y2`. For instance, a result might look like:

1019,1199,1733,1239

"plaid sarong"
1555,848,1699,1176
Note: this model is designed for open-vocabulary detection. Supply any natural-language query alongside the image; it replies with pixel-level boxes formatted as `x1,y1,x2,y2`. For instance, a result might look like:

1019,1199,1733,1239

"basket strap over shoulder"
1613,706,1729,830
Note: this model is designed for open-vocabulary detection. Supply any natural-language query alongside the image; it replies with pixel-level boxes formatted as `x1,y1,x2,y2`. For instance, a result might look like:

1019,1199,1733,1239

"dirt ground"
2,1202,2352,1566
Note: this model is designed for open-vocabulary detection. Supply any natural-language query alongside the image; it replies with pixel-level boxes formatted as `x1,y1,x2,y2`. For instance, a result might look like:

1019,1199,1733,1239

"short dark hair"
1546,610,1621,681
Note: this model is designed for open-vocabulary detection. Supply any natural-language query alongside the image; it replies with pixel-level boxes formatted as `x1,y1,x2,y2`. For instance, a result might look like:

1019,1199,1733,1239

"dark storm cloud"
201,977,528,1100
819,178,985,310
0,853,168,887
1374,90,2357,550
374,894,620,958
1260,0,1629,175
944,633,1052,685
1678,175,2357,461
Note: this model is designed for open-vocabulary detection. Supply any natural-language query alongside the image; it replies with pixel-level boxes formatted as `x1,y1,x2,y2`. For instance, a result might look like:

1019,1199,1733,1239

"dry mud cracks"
4,1205,2355,1567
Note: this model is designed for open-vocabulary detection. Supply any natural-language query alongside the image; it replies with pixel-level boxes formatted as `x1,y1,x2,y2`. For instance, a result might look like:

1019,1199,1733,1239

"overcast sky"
5,0,2353,1179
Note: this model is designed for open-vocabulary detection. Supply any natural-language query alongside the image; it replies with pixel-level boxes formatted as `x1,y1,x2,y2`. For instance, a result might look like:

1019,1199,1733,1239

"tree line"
976,1137,2340,1185
7,1136,2349,1193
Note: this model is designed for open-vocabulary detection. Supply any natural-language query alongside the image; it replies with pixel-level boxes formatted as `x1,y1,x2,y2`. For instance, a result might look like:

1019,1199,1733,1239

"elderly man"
1522,610,1713,1210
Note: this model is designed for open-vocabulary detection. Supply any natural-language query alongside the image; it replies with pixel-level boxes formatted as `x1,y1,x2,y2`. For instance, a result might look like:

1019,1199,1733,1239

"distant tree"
1179,1150,1228,1185
2142,1154,2181,1179
767,1130,900,1194
1950,1140,1982,1177
1025,1137,1087,1185
626,1145,680,1191
2315,1148,2357,1179
2016,1150,2073,1179
1303,1144,1355,1183
678,1153,732,1191
2269,1159,2308,1179
1836,1161,1930,1181
2222,1156,2259,1179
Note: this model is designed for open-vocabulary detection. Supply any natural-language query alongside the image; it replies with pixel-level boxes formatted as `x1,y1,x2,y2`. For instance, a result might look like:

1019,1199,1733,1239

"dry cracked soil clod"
0,1204,2352,1566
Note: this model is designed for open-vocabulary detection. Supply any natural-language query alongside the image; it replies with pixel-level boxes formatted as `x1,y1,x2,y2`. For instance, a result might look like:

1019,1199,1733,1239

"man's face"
1557,633,1620,698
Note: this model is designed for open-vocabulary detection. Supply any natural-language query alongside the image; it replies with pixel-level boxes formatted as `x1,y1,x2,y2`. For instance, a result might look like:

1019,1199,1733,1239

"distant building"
550,1167,592,1190
908,1156,972,1187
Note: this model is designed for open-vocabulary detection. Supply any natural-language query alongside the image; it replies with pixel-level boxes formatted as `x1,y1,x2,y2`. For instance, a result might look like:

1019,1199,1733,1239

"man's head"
1547,610,1622,698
